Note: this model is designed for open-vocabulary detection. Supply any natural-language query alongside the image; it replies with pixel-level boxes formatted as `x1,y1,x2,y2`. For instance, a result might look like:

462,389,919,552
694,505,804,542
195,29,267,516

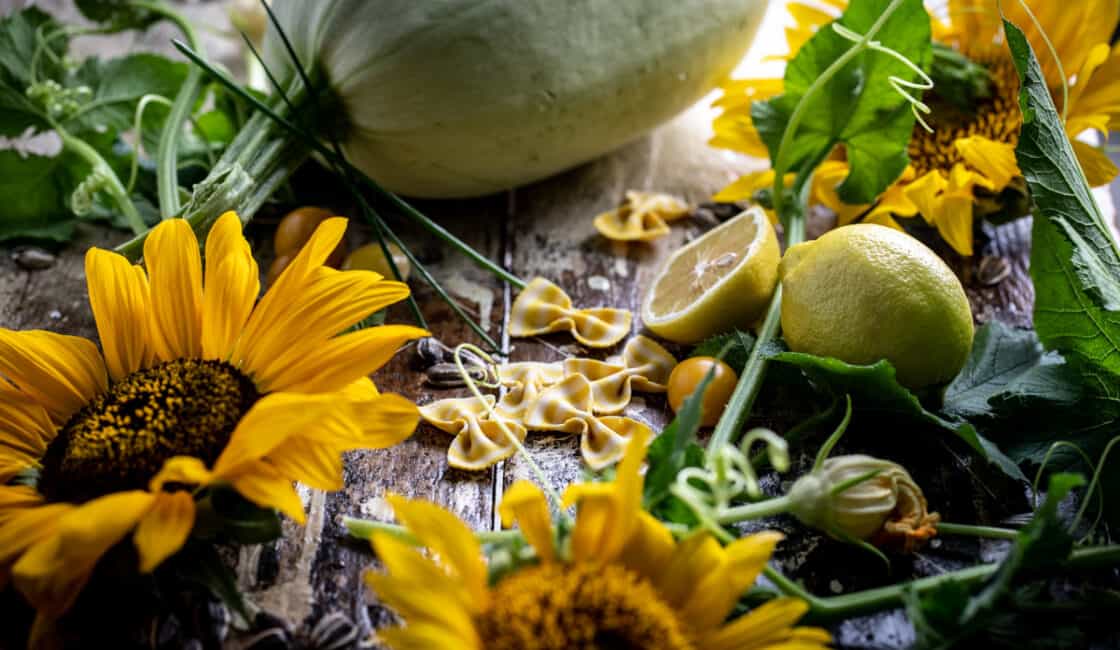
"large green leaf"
772,351,1025,480
63,54,188,135
0,8,62,136
0,148,87,242
753,0,931,203
1006,20,1120,382
943,322,1049,420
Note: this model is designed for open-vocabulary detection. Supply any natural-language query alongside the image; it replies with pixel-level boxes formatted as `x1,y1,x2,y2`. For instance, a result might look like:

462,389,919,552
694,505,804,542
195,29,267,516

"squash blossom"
712,0,1120,257
787,454,940,552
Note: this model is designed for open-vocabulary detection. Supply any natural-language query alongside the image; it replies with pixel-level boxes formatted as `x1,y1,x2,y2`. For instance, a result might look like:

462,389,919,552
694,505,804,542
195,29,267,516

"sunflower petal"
12,491,153,617
386,494,488,605
144,219,203,361
266,437,344,491
0,389,56,458
654,533,724,608
202,212,260,362
258,325,427,394
954,136,1019,189
377,622,478,650
134,491,195,572
346,393,419,449
682,531,785,630
229,462,306,524
703,597,827,650
497,481,555,563
1071,139,1120,187
85,248,153,381
0,489,71,566
615,511,676,582
149,456,214,491
713,170,776,203
0,330,106,423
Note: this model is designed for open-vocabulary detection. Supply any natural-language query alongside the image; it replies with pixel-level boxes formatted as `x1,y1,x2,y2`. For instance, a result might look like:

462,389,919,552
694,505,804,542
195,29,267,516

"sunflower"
712,0,1120,256
365,429,831,650
0,212,427,639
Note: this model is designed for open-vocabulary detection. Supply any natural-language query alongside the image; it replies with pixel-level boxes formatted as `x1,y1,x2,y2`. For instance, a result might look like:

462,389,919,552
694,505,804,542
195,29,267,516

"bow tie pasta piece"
510,277,632,348
419,396,527,471
563,335,678,413
594,191,691,242
524,374,653,469
495,362,564,420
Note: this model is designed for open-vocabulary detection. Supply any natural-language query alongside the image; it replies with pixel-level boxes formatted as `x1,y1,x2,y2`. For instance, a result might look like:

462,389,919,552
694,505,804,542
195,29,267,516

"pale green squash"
265,0,768,198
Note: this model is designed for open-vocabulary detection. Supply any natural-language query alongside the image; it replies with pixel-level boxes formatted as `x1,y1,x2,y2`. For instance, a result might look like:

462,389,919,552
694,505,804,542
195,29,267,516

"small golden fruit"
667,356,738,427
779,224,974,389
343,242,411,280
274,206,347,267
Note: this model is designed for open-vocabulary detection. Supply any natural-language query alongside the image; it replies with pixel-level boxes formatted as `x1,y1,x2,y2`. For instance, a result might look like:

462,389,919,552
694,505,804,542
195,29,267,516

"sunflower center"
476,562,694,650
908,55,1021,177
39,359,258,503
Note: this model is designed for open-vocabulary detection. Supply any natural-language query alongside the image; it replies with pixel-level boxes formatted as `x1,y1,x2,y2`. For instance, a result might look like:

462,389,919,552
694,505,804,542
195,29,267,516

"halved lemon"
641,206,780,343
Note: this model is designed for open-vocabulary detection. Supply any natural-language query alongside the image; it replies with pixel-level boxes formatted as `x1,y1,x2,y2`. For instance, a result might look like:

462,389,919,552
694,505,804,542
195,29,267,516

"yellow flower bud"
787,454,939,552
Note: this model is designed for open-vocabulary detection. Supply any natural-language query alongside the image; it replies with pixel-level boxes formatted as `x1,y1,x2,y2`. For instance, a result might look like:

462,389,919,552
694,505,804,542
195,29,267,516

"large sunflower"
712,0,1120,256
0,212,427,638
365,429,831,650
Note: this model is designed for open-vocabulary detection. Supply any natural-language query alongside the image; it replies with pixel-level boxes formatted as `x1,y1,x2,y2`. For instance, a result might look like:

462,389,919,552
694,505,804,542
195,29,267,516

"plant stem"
937,522,1020,540
717,495,793,524
57,124,147,235
130,0,205,218
764,544,1120,620
343,517,521,545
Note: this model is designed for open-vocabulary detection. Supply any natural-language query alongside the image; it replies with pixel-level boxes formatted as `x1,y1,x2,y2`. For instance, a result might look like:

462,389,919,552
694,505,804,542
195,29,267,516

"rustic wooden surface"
4,1,1120,649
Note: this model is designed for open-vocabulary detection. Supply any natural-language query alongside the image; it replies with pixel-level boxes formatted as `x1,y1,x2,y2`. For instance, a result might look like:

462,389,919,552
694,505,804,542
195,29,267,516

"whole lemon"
779,224,973,389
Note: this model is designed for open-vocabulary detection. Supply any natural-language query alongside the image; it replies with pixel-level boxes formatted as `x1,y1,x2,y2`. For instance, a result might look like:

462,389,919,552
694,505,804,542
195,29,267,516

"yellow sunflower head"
365,430,832,650
0,212,427,633
711,0,1120,257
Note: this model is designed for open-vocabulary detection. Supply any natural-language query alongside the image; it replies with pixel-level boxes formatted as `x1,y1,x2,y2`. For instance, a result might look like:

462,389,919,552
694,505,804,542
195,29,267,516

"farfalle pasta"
593,190,691,242
563,335,677,414
509,277,631,348
524,374,653,469
419,396,527,471
495,362,564,420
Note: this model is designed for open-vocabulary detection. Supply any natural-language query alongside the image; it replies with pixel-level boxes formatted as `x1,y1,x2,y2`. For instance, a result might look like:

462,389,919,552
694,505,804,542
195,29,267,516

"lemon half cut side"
641,206,780,343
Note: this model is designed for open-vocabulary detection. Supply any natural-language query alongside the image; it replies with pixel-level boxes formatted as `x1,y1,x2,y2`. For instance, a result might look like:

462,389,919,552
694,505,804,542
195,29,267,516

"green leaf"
1005,19,1120,382
907,473,1085,650
0,8,63,136
75,0,160,32
643,362,719,516
62,54,188,136
753,0,931,203
0,147,88,242
690,329,756,372
772,351,1026,481
943,322,1049,420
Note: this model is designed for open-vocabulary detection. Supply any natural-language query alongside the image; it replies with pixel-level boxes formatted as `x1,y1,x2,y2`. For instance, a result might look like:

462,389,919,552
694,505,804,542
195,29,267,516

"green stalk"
57,123,147,236
708,0,908,462
716,495,793,524
937,522,1020,540
764,544,1120,620
129,0,206,218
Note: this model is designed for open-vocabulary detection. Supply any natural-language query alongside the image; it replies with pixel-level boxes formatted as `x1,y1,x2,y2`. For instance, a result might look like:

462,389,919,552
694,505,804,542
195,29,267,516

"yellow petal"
214,393,354,478
1069,42,1120,127
703,597,827,650
345,393,419,449
954,136,1020,189
0,389,56,459
1071,139,1120,187
710,112,770,158
904,170,948,227
258,325,428,394
615,511,676,582
654,532,724,608
202,212,260,361
149,456,213,491
0,330,106,423
144,219,203,361
386,494,488,605
134,491,195,572
0,489,71,566
377,622,479,650
266,437,344,491
13,490,153,617
682,531,785,631
713,170,775,203
85,247,153,381
497,481,554,563
229,462,306,524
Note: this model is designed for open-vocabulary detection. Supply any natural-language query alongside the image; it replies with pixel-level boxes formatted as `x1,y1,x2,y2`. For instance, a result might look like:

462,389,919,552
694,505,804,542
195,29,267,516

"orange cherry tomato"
342,242,412,280
666,356,738,427
274,206,347,267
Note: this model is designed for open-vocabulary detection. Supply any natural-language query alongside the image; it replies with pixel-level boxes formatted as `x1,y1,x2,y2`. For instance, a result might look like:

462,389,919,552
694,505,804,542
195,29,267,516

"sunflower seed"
191,598,229,644
977,255,1011,286
414,336,450,368
242,628,291,650
309,612,360,650
11,246,55,270
425,362,486,388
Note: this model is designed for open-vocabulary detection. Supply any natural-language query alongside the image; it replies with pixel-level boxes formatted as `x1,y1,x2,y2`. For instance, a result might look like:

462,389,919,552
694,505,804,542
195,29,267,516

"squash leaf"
943,322,1050,420
772,351,1025,481
752,0,931,203
1005,19,1120,383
